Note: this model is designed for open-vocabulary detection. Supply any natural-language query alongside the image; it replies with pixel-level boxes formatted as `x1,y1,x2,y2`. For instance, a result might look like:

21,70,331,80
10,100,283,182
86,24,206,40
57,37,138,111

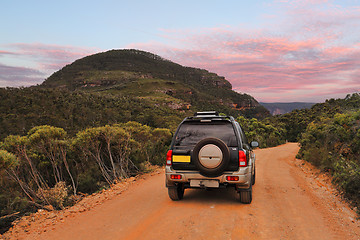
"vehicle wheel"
192,138,230,177
252,167,256,185
239,189,252,204
168,184,184,201
239,183,252,204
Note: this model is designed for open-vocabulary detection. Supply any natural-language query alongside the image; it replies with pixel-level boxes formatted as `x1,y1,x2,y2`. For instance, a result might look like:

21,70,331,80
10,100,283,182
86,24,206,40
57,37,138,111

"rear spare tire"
192,138,230,177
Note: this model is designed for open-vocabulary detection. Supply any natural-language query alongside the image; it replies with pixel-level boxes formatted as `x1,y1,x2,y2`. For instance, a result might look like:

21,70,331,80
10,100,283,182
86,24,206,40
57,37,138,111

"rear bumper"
165,165,251,190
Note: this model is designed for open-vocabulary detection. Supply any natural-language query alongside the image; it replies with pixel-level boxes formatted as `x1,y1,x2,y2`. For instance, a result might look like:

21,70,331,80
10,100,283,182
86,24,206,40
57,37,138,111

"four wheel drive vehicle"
165,111,259,204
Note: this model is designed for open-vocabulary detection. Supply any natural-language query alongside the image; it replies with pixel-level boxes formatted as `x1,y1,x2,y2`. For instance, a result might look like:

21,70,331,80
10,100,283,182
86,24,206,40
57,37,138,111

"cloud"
129,0,360,102
0,50,17,56
0,63,46,87
0,43,99,87
6,43,99,71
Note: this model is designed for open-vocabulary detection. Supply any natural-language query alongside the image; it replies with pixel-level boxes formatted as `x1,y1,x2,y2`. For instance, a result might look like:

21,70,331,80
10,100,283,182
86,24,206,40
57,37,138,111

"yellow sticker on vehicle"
172,155,191,163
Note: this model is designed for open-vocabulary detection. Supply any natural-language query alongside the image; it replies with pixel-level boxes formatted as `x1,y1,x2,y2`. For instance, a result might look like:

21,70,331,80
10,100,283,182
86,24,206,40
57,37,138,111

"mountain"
0,49,269,139
260,102,316,115
41,49,269,118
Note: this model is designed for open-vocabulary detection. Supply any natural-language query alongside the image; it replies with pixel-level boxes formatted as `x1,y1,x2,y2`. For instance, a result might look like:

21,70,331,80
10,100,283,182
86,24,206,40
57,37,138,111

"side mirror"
250,141,259,148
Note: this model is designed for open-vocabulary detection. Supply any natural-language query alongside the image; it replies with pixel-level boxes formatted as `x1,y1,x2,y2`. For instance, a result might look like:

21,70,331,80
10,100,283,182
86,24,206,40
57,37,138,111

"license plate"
172,155,191,163
190,179,219,188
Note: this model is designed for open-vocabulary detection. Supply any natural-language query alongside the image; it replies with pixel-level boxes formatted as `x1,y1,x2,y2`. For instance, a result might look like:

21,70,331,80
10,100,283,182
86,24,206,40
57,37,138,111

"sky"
1,0,360,102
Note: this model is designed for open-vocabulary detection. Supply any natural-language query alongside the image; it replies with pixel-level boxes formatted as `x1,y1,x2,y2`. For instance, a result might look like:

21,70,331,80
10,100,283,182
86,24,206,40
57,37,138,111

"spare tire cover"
193,138,230,177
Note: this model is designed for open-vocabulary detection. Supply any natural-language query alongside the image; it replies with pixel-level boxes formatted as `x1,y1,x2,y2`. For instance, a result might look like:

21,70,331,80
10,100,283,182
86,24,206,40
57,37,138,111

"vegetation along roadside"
0,122,171,233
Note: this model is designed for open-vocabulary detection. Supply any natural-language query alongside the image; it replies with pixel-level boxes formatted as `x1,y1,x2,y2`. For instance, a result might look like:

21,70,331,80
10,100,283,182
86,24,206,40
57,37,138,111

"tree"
72,125,134,184
236,116,286,148
1,135,50,204
27,126,77,195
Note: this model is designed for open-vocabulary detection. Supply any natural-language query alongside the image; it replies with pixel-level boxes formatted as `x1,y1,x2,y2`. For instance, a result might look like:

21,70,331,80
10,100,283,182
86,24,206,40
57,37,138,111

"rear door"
171,120,239,171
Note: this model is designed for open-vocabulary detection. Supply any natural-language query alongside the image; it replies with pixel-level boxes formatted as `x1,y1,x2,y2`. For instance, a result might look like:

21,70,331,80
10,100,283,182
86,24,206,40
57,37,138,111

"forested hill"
0,49,269,140
41,49,269,118
42,49,233,91
269,93,360,142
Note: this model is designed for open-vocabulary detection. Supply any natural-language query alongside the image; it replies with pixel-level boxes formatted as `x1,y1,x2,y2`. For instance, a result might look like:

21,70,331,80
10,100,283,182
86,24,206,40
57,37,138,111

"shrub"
39,182,68,209
299,110,360,210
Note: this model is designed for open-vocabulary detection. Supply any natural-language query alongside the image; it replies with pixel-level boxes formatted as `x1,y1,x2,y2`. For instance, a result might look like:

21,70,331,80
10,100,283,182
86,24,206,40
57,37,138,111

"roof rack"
184,111,234,122
194,111,219,117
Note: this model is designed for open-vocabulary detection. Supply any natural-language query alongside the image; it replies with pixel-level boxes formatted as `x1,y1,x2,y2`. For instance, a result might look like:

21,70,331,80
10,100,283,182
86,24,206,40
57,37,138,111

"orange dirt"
2,143,359,240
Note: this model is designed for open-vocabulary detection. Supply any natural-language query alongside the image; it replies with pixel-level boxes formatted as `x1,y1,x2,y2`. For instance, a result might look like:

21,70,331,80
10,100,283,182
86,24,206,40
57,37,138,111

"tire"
168,184,184,201
239,180,253,204
252,167,256,185
239,187,252,204
192,138,230,177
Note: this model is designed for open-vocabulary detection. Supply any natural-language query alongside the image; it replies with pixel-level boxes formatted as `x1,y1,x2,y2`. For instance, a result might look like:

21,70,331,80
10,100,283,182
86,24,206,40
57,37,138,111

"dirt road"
4,143,360,239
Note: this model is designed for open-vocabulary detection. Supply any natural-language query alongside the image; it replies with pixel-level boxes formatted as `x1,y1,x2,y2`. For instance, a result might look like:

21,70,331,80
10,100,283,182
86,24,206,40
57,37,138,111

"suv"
165,111,258,203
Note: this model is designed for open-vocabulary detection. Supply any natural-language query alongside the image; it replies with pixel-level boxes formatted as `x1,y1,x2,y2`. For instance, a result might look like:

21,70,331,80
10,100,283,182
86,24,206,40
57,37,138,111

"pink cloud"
0,43,100,87
129,1,360,102
0,50,17,56
11,43,95,59
6,43,99,71
0,63,45,87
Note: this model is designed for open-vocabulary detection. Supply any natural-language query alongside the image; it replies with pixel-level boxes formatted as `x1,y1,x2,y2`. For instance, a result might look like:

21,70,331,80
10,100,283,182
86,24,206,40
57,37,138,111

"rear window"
173,121,237,149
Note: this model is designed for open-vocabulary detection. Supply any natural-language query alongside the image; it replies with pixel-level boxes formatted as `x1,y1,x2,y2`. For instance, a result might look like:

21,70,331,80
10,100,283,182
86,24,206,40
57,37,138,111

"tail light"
166,150,173,166
170,174,182,180
226,176,239,181
239,150,247,167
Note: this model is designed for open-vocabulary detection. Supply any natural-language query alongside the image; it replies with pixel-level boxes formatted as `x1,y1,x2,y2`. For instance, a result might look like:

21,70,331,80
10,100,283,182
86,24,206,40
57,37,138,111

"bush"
77,166,102,194
298,110,360,210
40,182,68,209
0,121,173,231
236,116,286,148
333,158,360,205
